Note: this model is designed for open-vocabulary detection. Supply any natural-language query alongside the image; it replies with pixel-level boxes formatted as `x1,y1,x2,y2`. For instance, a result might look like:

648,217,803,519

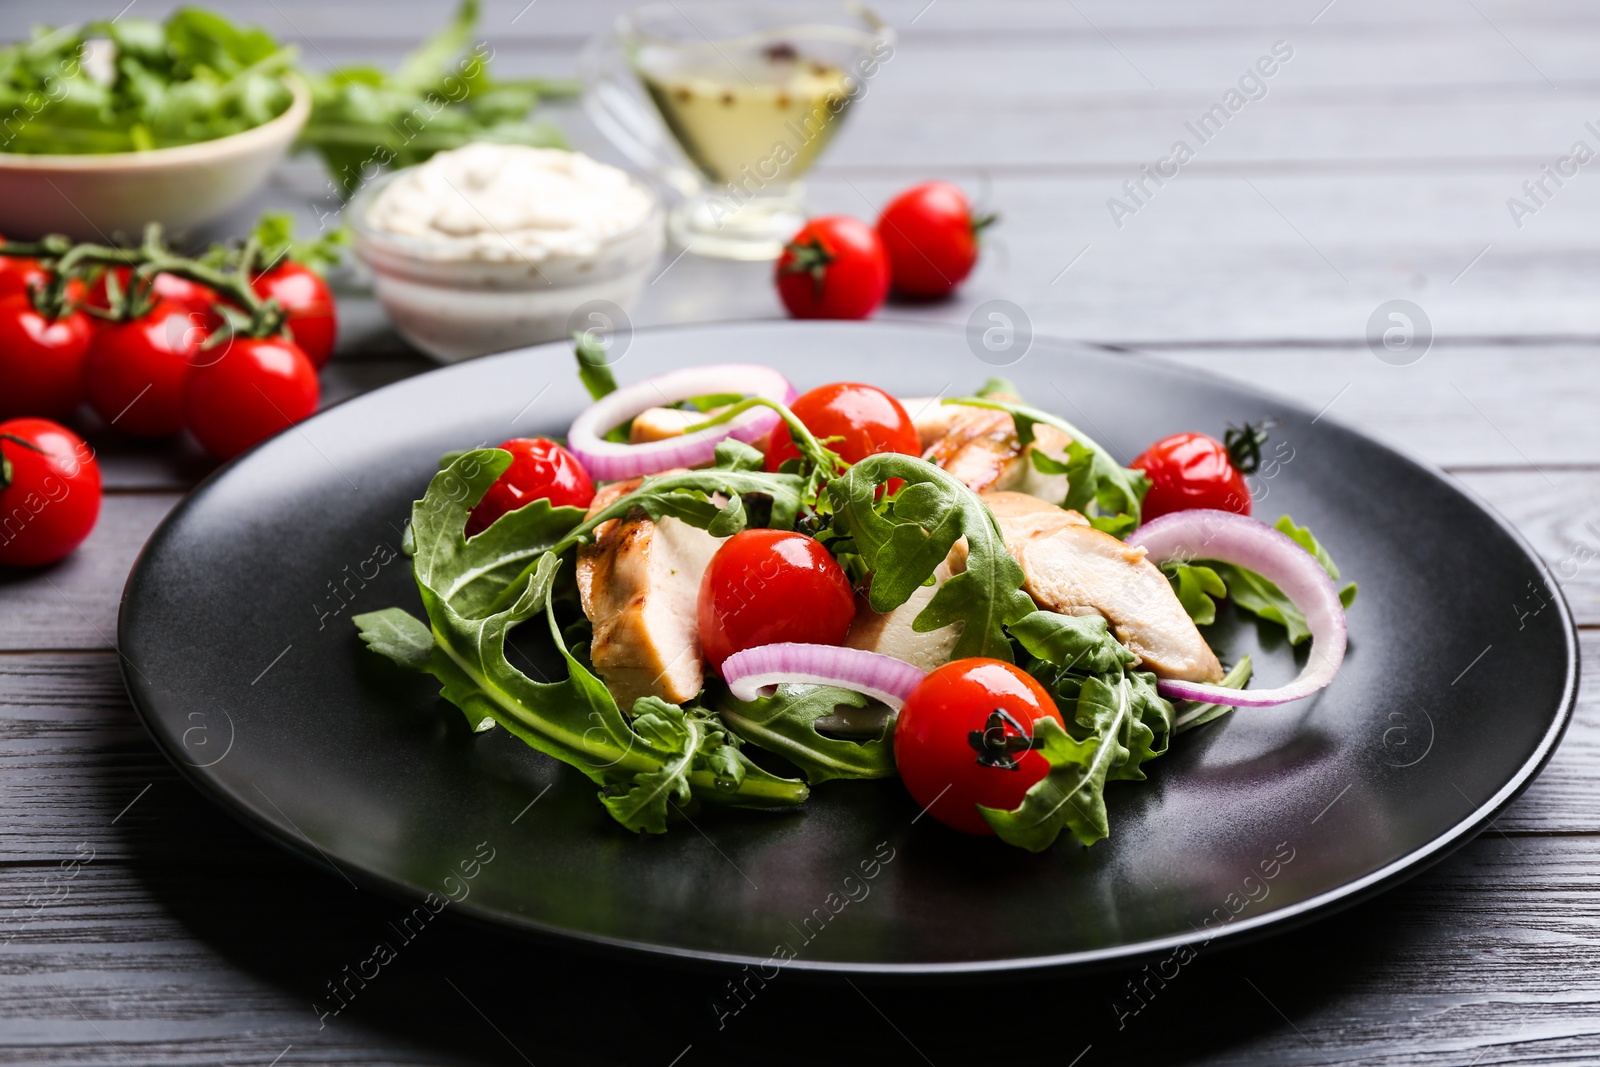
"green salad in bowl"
0,8,297,155
0,3,573,239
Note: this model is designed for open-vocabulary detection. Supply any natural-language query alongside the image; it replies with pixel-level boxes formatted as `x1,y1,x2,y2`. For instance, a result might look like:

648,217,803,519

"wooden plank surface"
2,0,1598,1064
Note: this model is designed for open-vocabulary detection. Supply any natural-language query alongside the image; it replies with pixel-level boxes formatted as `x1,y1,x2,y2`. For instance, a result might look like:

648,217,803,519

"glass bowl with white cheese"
351,144,665,362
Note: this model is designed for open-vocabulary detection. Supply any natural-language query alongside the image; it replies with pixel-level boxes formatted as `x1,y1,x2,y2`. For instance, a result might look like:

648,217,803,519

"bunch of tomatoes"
775,180,995,320
463,378,1268,837
0,223,337,569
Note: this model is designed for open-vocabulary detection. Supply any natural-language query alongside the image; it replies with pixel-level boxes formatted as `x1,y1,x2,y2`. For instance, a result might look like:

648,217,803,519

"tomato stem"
1223,420,1274,475
780,236,835,300
967,707,1045,770
10,224,287,338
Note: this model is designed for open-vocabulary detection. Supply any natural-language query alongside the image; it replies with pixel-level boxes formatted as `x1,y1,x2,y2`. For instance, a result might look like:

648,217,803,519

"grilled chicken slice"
576,476,726,707
917,403,1073,499
844,560,962,672
627,405,770,454
976,491,1223,683
981,490,1089,540
629,407,706,443
900,397,967,450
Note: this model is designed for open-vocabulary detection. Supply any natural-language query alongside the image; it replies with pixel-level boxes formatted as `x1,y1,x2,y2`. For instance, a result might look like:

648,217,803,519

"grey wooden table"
4,1,1598,1063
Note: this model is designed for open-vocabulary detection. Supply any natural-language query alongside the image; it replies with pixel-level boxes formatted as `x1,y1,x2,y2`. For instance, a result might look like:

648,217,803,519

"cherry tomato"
0,255,48,301
0,418,101,568
85,267,218,316
254,262,337,368
1132,432,1252,520
466,437,596,537
876,181,990,299
775,216,889,321
0,294,93,420
698,529,856,672
84,300,206,437
183,336,319,460
765,382,921,473
894,658,1065,835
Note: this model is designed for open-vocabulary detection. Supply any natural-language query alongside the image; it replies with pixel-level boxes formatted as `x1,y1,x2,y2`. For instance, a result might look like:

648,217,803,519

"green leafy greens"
0,3,574,184
354,450,809,833
716,684,895,784
1163,515,1357,645
0,9,296,154
355,346,1311,848
827,453,1035,661
980,610,1175,851
299,1,574,194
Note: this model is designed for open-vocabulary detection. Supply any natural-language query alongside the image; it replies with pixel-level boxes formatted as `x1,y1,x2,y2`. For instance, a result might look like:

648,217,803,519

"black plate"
119,321,1576,975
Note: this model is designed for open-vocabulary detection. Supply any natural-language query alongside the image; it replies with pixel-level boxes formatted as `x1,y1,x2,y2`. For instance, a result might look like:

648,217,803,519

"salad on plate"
356,341,1357,852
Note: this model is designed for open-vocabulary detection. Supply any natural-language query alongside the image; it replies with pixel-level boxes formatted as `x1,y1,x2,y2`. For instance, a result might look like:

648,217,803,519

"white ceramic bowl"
0,75,311,242
350,167,666,363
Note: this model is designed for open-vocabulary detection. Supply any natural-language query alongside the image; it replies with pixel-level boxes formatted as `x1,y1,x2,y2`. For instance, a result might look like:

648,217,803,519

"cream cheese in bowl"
352,144,665,362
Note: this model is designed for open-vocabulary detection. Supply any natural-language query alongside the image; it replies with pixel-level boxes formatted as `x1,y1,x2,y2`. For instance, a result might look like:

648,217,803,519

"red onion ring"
567,364,796,481
722,643,928,711
1128,509,1348,707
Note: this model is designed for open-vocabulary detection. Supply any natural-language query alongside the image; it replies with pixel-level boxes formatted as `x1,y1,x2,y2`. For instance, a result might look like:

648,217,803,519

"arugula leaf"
1164,562,1227,627
979,665,1173,851
1274,515,1358,609
827,453,1034,661
355,452,808,833
1173,656,1253,734
717,684,895,784
354,605,437,673
1116,670,1174,780
949,397,1150,535
0,9,295,155
411,449,585,619
299,1,573,194
573,330,619,402
1166,516,1355,644
247,211,349,274
1009,610,1136,676
979,675,1127,850
685,396,846,512
1208,561,1312,644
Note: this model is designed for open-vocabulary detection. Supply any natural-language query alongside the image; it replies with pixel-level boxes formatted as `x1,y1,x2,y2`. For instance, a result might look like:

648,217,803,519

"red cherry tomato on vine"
253,262,336,368
466,437,596,537
85,267,218,317
775,216,889,321
84,300,206,437
876,181,992,299
0,256,48,301
0,294,93,420
697,529,856,672
765,382,921,473
894,658,1064,835
0,418,101,568
1132,432,1252,520
183,337,319,460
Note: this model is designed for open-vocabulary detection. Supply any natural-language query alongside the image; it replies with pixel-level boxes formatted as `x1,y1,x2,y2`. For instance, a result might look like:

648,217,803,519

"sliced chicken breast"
627,405,770,455
977,492,1223,683
900,397,968,450
629,407,706,443
576,475,725,707
844,560,962,672
919,405,1073,500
